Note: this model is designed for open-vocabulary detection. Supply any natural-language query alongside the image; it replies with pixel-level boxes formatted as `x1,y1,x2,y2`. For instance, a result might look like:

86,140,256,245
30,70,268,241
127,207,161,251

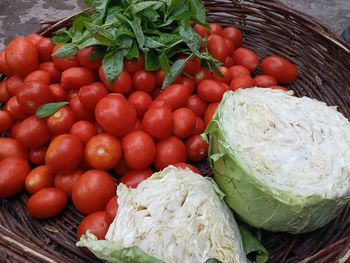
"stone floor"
0,0,349,49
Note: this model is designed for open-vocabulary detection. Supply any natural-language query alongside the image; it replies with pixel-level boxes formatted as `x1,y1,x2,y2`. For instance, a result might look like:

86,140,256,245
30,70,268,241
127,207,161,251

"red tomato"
193,24,210,37
149,99,172,110
45,134,83,173
227,65,250,79
194,67,211,85
105,196,118,223
4,96,29,120
47,106,77,134
0,81,11,103
186,95,207,117
69,96,95,122
27,187,67,219
77,211,109,240
78,82,108,109
52,45,80,71
24,70,51,85
77,46,102,70
36,38,54,62
133,70,156,93
194,117,205,134
156,84,190,110
175,75,195,94
29,146,47,166
204,102,219,126
211,66,231,84
197,79,226,102
233,48,259,72
0,138,28,161
54,168,83,197
0,110,13,132
70,120,97,145
261,56,298,84
124,53,144,74
224,39,235,55
0,156,30,197
185,135,209,162
49,84,67,102
254,75,278,87
183,56,201,75
0,50,13,76
224,56,234,67
221,26,243,48
72,169,116,215
154,69,166,87
113,158,130,176
5,37,38,77
26,34,43,46
210,23,223,34
172,162,201,175
119,168,153,188
142,107,173,139
85,134,122,170
154,136,187,170
39,62,61,83
9,121,21,138
150,87,162,100
5,75,23,96
25,165,55,194
270,85,289,91
128,91,152,117
67,89,79,101
172,108,197,139
15,116,52,148
99,67,132,94
207,34,229,63
61,67,95,90
230,75,257,90
122,131,155,169
95,94,137,137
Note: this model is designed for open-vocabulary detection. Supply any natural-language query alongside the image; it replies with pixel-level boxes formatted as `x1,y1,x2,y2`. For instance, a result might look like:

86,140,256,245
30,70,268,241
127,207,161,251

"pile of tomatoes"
0,21,297,243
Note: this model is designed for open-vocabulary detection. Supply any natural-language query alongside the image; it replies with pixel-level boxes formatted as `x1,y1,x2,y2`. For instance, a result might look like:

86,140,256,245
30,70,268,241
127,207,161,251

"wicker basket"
1,0,350,262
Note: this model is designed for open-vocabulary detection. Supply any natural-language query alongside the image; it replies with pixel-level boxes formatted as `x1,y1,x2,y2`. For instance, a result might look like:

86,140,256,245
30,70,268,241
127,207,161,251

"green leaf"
52,44,78,58
90,45,106,60
145,50,160,71
77,37,101,49
162,57,188,89
126,17,145,50
188,0,207,25
85,0,110,22
144,38,166,49
142,8,160,21
52,28,71,44
125,41,139,60
102,48,128,85
159,52,171,75
36,102,69,118
85,22,115,47
132,1,159,14
179,21,201,57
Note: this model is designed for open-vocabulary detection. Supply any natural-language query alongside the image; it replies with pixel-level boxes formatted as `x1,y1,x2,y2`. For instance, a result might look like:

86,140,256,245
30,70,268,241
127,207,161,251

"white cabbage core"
218,88,350,198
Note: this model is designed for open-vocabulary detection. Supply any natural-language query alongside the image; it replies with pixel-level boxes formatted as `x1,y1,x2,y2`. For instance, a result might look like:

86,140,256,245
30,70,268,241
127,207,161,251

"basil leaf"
132,1,159,14
179,22,201,57
52,44,78,58
145,50,160,71
188,0,207,25
102,48,128,85
77,37,101,49
126,17,145,50
162,58,188,89
159,52,171,75
52,28,72,44
85,22,115,47
125,41,139,60
36,102,69,118
90,45,106,60
145,38,165,49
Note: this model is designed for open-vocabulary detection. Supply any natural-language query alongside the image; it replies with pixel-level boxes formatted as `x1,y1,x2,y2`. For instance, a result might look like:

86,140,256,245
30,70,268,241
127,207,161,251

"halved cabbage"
205,88,350,234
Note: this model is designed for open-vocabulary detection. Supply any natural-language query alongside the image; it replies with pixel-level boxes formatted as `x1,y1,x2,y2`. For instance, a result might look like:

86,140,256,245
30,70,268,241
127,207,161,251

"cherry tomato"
0,138,28,161
133,70,156,93
154,136,187,170
185,135,209,162
194,67,211,85
61,67,95,90
99,67,132,94
6,75,23,96
0,156,30,197
183,56,201,75
5,37,38,77
119,168,154,188
224,56,234,67
113,158,130,176
27,187,67,219
197,79,226,102
175,75,195,94
79,82,108,109
172,108,197,139
156,84,190,110
122,131,156,169
25,165,55,194
194,117,205,134
149,99,172,110
52,45,80,71
233,47,259,72
224,39,235,55
227,65,250,79
49,84,67,101
26,34,43,46
124,53,144,74
4,96,29,120
128,91,152,117
70,120,97,145
54,168,83,197
142,107,173,139
29,146,47,166
69,96,95,122
36,38,53,62
186,95,207,117
72,169,116,215
207,34,229,63
105,196,118,224
204,102,219,126
0,110,13,132
45,134,83,173
221,26,243,48
261,56,298,84
47,106,77,134
230,75,257,90
77,211,109,240
173,162,201,175
95,94,137,137
154,69,166,86
39,62,61,83
0,81,11,103
270,85,289,91
0,50,13,76
77,46,102,70
193,24,210,38
210,23,223,34
211,66,231,84
254,75,278,87
24,70,51,85
85,134,122,170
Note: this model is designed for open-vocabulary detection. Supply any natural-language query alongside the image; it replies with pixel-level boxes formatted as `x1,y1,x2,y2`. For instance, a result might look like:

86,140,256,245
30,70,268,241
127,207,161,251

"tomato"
0,110,13,132
39,62,61,83
0,138,27,161
36,38,53,62
45,134,83,173
194,67,210,85
69,96,95,122
211,66,231,84
0,156,30,197
193,24,210,37
175,75,195,94
122,131,156,169
4,96,29,120
227,65,250,79
72,169,116,214
113,158,129,176
230,75,257,90
79,82,108,110
85,134,122,170
95,94,137,137
77,46,102,70
67,89,79,101
0,81,11,103
254,75,278,87
105,196,118,224
156,84,190,110
0,50,13,76
49,84,67,101
209,23,223,34
133,118,144,130
204,102,219,126
149,99,172,110
25,165,55,194
197,79,226,102
54,168,83,197
154,69,166,86
261,56,298,84
186,95,207,117
183,56,201,75
26,34,43,46
15,116,52,148
46,106,77,134
221,26,243,48
224,56,234,67
99,67,132,94
172,108,197,139
77,211,109,240
52,45,80,71
185,135,209,162
119,168,153,188
69,121,96,145
154,136,187,170
207,34,229,63
24,70,51,85
61,67,95,90
133,70,156,93
270,85,289,91
27,187,67,219
128,91,152,117
194,117,205,134
124,53,144,74
233,48,259,72
172,162,201,175
224,39,235,55
5,37,38,77
29,146,46,165
6,75,23,96
9,121,21,138
142,107,173,139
